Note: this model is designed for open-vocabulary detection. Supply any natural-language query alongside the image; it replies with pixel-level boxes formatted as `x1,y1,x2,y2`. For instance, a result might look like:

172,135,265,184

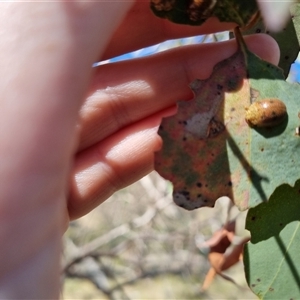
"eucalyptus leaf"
267,11,299,78
244,180,300,299
155,28,300,211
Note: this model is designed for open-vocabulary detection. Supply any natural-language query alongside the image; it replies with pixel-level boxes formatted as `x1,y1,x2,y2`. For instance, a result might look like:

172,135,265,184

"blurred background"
62,33,300,299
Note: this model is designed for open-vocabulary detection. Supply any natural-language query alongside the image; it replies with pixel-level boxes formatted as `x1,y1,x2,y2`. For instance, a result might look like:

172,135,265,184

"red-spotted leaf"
155,45,249,210
154,28,300,211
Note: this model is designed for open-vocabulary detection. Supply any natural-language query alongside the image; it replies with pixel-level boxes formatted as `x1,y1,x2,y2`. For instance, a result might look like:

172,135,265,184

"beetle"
245,98,287,128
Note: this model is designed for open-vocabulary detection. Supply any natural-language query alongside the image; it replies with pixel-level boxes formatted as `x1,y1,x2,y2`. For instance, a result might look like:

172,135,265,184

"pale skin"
0,1,279,298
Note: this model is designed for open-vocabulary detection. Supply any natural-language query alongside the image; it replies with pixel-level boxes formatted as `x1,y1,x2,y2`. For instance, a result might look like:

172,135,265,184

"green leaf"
213,0,258,27
267,14,299,78
150,0,258,27
291,3,300,44
154,29,300,211
231,8,300,79
244,51,300,209
244,180,300,299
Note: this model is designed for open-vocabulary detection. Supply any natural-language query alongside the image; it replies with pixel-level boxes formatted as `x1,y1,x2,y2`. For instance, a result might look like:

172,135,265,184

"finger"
79,34,280,151
102,1,236,60
69,34,280,219
0,2,134,296
68,107,175,219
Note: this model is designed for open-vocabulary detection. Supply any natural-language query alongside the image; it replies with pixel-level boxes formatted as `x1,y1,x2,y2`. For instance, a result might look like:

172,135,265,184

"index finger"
101,1,236,60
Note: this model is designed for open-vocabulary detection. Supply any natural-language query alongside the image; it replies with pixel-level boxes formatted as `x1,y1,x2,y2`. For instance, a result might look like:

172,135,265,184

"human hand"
0,1,279,298
69,2,280,220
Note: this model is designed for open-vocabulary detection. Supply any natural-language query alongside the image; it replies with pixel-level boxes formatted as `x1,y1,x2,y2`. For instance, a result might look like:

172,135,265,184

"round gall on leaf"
245,98,287,128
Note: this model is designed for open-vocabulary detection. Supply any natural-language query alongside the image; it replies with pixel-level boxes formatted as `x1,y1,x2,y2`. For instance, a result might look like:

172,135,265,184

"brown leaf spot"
187,0,216,22
207,118,225,138
151,0,175,11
